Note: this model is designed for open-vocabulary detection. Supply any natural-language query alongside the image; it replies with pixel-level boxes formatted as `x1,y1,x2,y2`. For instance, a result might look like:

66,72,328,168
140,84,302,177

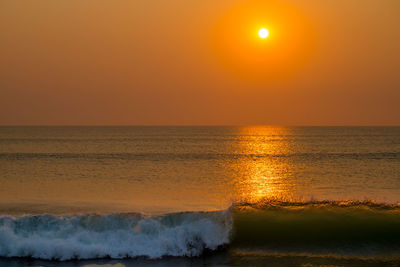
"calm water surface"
0,126,399,214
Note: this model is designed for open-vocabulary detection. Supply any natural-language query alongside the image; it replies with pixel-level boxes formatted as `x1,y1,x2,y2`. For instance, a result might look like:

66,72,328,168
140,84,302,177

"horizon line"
0,124,399,127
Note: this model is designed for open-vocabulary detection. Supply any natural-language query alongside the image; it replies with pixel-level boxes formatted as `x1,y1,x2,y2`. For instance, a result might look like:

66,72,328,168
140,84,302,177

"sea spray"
0,209,232,260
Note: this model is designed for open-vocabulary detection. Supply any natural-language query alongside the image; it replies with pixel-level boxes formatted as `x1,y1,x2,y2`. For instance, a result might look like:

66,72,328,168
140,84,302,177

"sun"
258,28,269,39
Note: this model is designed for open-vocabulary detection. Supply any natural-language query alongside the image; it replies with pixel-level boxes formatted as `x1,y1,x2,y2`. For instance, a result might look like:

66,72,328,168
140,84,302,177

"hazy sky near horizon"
1,0,399,125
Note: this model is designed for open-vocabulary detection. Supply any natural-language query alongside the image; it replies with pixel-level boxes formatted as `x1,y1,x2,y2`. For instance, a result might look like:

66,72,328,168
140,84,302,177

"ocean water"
0,126,399,266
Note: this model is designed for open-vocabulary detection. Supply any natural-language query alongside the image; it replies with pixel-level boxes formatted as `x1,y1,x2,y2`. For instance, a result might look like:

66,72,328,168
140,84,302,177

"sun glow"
258,28,269,39
211,0,315,81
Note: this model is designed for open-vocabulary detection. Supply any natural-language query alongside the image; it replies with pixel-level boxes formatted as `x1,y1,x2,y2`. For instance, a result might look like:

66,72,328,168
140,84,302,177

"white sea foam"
0,209,232,260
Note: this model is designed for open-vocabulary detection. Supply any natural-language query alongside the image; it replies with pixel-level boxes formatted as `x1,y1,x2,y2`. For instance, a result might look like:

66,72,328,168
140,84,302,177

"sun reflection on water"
229,126,296,204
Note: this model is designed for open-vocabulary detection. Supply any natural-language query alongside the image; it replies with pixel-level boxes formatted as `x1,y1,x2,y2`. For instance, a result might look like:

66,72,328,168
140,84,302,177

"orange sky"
0,0,399,125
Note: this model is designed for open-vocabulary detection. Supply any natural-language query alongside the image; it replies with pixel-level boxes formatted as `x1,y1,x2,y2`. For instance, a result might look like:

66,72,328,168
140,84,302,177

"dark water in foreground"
2,253,400,267
0,126,399,266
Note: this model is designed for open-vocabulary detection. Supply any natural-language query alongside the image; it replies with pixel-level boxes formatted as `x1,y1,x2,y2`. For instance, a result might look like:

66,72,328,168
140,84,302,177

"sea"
0,126,399,266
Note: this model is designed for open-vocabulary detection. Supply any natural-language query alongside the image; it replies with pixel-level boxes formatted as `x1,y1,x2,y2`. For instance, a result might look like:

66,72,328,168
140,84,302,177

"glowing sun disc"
258,28,269,39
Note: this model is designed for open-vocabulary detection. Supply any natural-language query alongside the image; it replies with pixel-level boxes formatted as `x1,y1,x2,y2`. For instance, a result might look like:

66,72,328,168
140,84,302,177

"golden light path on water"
227,126,295,204
0,126,299,214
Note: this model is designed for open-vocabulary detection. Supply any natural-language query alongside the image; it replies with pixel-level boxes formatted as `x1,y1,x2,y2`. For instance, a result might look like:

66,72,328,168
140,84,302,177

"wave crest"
234,198,400,210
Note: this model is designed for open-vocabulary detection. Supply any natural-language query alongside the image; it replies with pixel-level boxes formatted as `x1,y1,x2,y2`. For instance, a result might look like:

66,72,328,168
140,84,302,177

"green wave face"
231,201,400,258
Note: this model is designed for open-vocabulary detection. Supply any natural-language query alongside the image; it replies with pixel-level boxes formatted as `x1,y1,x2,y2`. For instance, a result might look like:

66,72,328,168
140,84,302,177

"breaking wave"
2,200,400,261
0,210,232,260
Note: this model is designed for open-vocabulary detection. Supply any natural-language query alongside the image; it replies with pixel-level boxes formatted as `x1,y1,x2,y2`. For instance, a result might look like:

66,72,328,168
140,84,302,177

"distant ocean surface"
0,126,399,266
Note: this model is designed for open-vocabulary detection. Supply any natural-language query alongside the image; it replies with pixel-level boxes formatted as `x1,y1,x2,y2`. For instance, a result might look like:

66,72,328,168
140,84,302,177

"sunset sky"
1,0,399,125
